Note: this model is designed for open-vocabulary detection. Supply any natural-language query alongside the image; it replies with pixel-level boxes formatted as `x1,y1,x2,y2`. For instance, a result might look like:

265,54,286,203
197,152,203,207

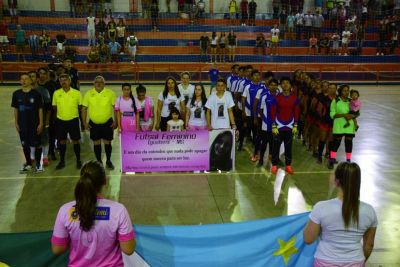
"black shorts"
333,133,355,138
19,129,41,147
56,118,81,141
89,118,114,141
210,44,217,49
219,44,226,49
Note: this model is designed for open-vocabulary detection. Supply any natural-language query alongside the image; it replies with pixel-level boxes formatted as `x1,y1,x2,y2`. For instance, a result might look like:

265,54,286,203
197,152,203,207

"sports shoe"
271,165,278,174
20,164,32,173
106,161,115,170
316,157,323,164
56,161,66,170
43,157,49,166
34,164,44,173
76,160,82,169
285,165,294,174
346,159,351,163
256,161,264,168
250,155,259,162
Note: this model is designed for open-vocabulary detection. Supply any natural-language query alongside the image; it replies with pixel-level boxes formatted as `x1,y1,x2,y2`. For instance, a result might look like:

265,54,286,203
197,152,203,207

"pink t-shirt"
350,99,362,112
114,96,142,132
51,198,135,267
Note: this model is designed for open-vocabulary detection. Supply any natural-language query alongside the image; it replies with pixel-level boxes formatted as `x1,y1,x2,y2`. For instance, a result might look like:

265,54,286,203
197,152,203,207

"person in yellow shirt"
81,76,116,170
52,74,82,170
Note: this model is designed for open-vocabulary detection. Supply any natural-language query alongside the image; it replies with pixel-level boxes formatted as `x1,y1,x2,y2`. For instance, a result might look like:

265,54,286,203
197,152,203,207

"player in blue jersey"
258,78,279,168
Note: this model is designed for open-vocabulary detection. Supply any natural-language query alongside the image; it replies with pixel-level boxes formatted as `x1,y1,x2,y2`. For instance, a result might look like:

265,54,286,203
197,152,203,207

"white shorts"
0,36,9,43
128,46,137,56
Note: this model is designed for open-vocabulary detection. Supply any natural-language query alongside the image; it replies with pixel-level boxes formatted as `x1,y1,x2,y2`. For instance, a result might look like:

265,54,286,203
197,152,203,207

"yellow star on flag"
272,236,299,265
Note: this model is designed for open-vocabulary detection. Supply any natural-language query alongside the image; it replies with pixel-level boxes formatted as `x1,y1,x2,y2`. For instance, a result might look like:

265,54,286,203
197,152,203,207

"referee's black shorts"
89,118,114,141
56,117,81,141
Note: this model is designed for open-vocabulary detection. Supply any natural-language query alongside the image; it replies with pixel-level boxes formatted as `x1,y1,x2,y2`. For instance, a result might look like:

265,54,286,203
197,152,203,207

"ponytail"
74,161,106,231
129,91,138,114
335,162,361,229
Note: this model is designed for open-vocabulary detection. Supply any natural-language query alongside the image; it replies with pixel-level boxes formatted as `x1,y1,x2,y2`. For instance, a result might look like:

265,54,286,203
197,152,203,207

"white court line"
1,169,400,180
364,100,400,113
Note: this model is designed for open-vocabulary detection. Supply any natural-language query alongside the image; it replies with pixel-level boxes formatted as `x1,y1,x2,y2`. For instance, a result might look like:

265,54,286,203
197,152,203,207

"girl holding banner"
136,84,154,132
186,84,208,131
156,77,186,131
115,83,142,133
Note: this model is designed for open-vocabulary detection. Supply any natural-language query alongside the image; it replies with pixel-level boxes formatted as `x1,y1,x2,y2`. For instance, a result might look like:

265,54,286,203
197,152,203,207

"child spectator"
108,40,121,63
8,0,18,23
287,12,295,40
167,108,184,131
107,17,117,42
319,34,330,54
126,33,138,63
270,24,280,55
210,31,218,63
87,45,100,63
39,30,51,59
248,0,257,26
55,31,67,60
199,32,210,62
254,32,266,55
28,32,39,61
0,19,10,53
116,18,126,52
229,0,238,25
150,2,160,32
87,13,96,46
341,26,351,55
240,0,248,26
331,31,340,55
308,34,318,54
227,29,237,62
344,90,361,131
218,32,227,62
15,24,25,62
96,17,107,38
208,63,220,94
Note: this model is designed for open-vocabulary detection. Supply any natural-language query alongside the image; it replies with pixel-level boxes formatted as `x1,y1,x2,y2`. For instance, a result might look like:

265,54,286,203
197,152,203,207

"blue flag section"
0,213,317,267
129,212,317,267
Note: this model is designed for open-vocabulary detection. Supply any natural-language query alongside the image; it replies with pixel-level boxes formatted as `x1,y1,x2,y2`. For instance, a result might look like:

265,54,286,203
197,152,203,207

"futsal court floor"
0,84,399,266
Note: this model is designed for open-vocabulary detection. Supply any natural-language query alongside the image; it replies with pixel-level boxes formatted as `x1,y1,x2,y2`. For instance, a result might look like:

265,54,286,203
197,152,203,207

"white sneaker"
376,52,379,55
381,53,384,55
344,53,348,56
19,164,32,173
34,165,44,173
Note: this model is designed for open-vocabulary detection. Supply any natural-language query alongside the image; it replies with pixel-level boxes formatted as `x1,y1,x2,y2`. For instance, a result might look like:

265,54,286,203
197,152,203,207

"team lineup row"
11,65,358,173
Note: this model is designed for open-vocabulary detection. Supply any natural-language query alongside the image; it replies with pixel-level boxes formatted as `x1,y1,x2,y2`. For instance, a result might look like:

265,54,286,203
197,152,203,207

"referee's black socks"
104,144,112,162
73,144,81,161
94,144,102,162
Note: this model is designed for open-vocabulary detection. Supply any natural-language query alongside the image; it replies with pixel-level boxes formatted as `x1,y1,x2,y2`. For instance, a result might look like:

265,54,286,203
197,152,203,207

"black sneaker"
256,161,264,168
76,160,82,169
106,161,115,170
316,157,323,164
56,161,66,170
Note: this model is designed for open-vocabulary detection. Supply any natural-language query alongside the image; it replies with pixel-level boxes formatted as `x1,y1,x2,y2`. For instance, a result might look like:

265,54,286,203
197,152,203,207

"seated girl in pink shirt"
115,83,142,133
51,161,136,266
344,89,361,130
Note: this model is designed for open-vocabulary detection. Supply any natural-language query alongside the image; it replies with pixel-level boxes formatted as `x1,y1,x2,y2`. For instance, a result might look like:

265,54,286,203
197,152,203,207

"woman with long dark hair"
156,76,186,131
328,84,356,169
51,161,135,265
304,162,377,266
115,83,141,133
185,84,208,130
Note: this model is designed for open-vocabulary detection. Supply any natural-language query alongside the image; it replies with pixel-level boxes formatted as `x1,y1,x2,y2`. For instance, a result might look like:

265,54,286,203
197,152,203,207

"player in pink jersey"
51,161,135,266
115,83,142,133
